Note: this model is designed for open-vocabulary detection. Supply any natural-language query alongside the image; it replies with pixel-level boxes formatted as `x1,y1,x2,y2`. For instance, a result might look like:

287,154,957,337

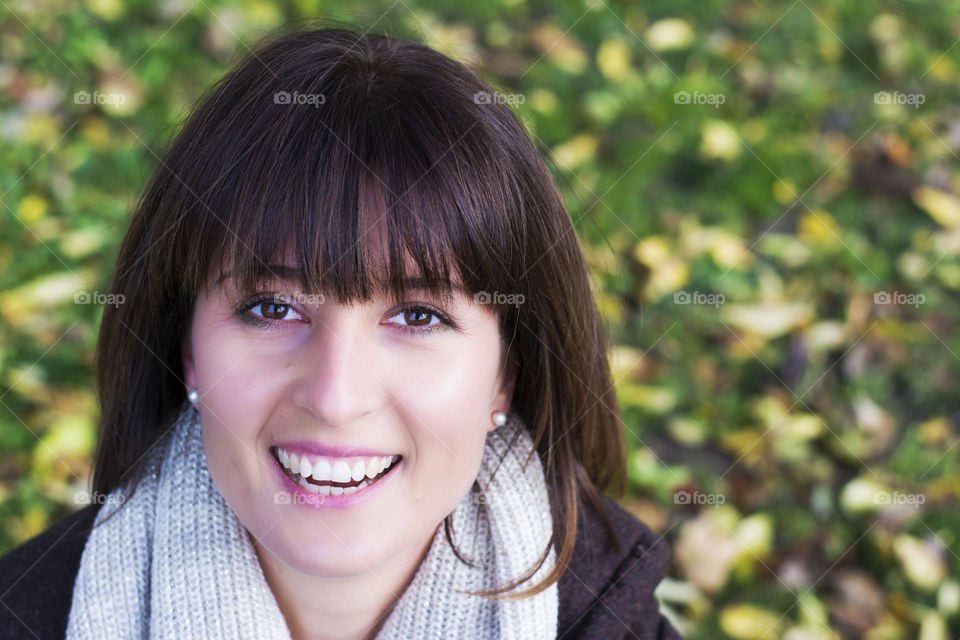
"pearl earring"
492,411,507,427
187,389,199,405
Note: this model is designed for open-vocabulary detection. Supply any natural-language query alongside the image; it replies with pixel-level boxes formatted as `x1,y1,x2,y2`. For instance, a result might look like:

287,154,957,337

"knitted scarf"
65,401,557,639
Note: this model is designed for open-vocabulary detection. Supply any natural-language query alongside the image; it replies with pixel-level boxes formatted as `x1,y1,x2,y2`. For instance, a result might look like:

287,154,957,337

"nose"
290,308,378,428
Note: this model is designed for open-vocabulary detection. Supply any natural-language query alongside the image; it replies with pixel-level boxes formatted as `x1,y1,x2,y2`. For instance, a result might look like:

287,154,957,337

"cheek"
193,330,291,428
190,329,293,505
396,349,497,506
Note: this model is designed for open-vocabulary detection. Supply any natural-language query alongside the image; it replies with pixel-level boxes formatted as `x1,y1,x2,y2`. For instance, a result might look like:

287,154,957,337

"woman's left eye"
387,305,453,336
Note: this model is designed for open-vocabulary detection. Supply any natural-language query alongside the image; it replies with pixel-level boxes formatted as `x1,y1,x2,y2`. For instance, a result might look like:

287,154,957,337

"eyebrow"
215,265,470,297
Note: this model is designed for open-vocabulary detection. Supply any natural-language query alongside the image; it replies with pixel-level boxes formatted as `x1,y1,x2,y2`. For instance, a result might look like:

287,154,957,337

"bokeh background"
2,0,959,638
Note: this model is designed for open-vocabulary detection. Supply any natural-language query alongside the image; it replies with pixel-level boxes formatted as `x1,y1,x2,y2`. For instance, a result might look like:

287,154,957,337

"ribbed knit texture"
66,401,557,639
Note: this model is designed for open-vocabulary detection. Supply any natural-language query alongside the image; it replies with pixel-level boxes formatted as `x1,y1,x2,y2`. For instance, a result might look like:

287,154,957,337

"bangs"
166,32,523,314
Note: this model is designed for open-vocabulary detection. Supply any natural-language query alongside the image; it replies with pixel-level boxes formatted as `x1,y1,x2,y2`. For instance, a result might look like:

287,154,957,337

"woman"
0,24,682,640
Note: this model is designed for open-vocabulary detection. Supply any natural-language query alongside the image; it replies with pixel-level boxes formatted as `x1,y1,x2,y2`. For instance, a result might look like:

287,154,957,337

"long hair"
92,23,628,600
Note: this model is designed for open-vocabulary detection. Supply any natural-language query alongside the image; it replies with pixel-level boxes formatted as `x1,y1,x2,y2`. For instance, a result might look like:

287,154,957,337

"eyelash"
235,294,455,336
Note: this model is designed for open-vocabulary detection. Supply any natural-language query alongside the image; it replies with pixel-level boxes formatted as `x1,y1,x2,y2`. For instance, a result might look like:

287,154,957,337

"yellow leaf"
645,18,694,51
798,208,842,246
17,194,48,224
634,236,689,301
34,413,96,469
734,514,773,557
616,382,677,413
85,0,124,20
700,120,741,161
597,38,631,82
721,302,815,339
894,534,946,591
530,23,588,73
528,88,558,115
914,186,960,228
553,134,597,170
840,476,890,513
720,603,783,640
773,179,797,204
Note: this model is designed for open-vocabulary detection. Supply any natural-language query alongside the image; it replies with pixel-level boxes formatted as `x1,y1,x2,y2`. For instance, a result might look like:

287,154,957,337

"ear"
181,327,196,392
489,358,518,432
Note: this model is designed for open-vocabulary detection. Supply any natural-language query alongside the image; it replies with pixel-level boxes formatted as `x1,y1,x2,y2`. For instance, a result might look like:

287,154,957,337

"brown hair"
92,23,628,600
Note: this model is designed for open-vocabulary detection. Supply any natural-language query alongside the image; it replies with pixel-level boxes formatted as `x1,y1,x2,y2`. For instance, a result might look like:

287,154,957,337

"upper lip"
271,441,399,459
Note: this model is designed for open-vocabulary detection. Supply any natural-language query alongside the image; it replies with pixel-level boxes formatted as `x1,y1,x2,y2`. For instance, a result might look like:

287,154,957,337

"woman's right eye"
238,296,307,326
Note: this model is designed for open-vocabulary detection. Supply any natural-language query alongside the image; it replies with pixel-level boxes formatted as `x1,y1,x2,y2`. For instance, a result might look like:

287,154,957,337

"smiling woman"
0,23,681,640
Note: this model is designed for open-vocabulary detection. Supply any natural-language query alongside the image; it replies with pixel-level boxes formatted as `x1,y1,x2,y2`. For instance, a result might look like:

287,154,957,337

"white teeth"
330,486,344,496
297,475,319,494
311,458,332,482
331,460,352,483
275,448,399,485
350,461,366,482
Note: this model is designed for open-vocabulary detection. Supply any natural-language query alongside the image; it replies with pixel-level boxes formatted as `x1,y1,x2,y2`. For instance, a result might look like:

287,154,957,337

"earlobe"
489,362,518,431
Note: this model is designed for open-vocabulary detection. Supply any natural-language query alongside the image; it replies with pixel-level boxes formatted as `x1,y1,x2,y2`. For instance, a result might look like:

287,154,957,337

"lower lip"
270,450,401,510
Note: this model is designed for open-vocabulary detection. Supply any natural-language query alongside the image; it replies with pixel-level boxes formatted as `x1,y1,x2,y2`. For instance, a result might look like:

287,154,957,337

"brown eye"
404,308,432,326
260,302,291,320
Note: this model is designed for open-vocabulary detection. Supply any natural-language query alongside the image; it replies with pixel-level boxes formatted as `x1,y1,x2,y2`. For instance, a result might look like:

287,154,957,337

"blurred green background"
2,0,959,638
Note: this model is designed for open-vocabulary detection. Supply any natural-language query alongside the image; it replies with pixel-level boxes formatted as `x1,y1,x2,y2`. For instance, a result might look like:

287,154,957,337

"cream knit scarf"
66,401,557,639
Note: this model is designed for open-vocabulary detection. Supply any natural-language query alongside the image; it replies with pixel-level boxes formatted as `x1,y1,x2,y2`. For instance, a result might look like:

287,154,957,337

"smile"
271,446,402,496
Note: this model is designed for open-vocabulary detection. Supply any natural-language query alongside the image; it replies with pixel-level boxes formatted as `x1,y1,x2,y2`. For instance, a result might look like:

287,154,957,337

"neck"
251,524,438,640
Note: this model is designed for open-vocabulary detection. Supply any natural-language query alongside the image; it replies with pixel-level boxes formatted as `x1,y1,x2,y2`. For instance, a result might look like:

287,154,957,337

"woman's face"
182,262,515,579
